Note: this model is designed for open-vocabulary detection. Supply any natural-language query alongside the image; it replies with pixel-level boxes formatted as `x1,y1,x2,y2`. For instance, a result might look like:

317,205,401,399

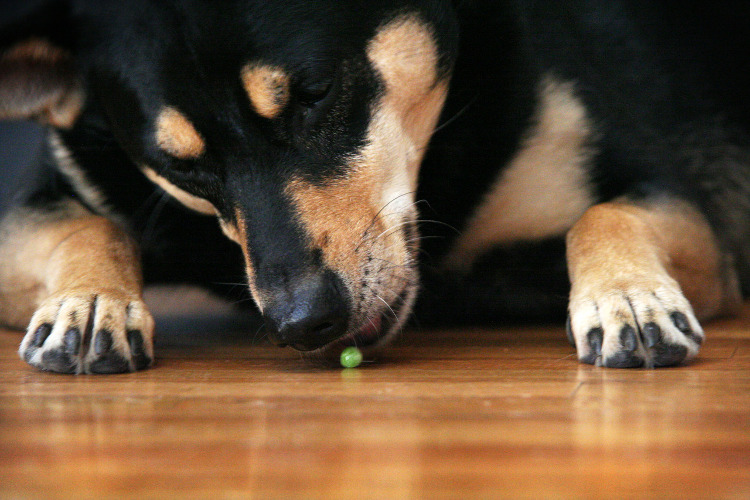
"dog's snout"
263,271,349,351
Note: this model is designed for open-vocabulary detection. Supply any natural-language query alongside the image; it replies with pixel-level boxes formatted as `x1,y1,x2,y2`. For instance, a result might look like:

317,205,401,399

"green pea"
340,347,363,368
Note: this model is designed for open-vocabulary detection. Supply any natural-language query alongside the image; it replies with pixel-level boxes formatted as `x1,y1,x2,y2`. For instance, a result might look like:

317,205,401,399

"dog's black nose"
263,271,349,351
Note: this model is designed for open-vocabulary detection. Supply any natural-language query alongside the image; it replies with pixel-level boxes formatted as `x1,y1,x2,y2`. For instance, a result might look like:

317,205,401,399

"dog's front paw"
568,275,703,368
19,291,154,374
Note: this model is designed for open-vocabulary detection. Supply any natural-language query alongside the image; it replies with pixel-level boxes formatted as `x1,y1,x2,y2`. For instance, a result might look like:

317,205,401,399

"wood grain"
1,289,749,499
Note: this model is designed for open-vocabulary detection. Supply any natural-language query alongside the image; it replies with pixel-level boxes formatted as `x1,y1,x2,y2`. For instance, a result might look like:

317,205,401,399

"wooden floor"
1,288,750,499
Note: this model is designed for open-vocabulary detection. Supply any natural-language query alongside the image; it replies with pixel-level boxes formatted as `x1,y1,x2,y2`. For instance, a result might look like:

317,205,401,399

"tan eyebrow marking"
241,63,290,119
155,107,206,159
220,208,266,312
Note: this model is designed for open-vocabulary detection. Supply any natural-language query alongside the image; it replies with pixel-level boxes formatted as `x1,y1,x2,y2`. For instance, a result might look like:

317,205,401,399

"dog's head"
1,1,458,354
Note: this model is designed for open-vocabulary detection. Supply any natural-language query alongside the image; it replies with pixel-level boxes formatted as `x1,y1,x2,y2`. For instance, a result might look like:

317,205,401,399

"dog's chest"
442,75,597,271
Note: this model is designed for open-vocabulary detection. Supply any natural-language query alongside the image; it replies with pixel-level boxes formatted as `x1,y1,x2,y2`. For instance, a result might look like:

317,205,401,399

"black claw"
89,353,131,374
127,329,144,355
580,327,603,364
89,329,131,373
22,348,35,363
579,353,597,365
653,343,689,367
94,329,113,355
40,349,77,374
670,312,692,333
620,325,638,352
63,328,81,356
127,330,152,371
684,329,704,346
565,316,575,346
642,322,662,348
604,350,645,368
587,327,603,355
670,311,703,345
32,324,52,347
133,354,153,371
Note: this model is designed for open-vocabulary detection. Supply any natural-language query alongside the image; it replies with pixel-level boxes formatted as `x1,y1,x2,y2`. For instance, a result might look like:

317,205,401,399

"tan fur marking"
367,15,448,180
567,200,740,320
286,167,419,335
219,218,241,245
286,167,390,285
0,38,83,128
0,202,142,329
155,107,206,159
362,14,450,217
142,166,217,215
49,131,124,224
445,76,595,270
281,15,448,306
241,64,290,119
229,209,265,311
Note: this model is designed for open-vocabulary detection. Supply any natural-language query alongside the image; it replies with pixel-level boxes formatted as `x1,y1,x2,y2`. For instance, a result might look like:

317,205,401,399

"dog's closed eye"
296,79,333,108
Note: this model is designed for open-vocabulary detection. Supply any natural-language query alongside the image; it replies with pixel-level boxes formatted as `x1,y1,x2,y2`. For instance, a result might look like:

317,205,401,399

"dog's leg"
566,198,741,368
0,201,153,373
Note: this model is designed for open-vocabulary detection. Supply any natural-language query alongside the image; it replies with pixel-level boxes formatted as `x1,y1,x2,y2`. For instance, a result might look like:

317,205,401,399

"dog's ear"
0,0,83,128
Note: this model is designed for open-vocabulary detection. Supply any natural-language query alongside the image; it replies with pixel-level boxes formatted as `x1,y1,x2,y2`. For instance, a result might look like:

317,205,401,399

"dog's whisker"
227,296,256,307
361,219,418,247
360,191,416,236
373,236,440,261
374,293,400,322
251,322,267,345
414,219,462,236
367,256,413,268
429,94,479,137
139,192,171,252
358,218,456,256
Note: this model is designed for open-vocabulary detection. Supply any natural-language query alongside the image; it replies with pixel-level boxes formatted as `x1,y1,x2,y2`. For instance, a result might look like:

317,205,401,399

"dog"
2,0,750,374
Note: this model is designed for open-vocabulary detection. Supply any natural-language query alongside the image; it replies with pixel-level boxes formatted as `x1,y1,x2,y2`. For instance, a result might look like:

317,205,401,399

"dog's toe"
24,324,52,361
88,329,130,374
20,292,154,374
127,329,151,371
579,327,603,365
602,324,646,368
638,321,688,366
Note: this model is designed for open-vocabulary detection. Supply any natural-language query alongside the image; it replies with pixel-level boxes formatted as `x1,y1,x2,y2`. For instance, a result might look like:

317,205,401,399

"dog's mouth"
311,287,416,361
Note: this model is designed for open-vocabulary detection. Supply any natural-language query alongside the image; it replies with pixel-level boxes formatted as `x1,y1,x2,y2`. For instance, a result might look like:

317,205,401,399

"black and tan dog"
2,0,750,373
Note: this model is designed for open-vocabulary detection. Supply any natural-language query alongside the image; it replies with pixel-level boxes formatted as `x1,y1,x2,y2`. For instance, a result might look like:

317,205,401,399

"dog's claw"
620,325,638,352
603,325,645,368
63,328,81,355
642,322,661,348
579,327,603,365
127,330,151,371
31,324,52,348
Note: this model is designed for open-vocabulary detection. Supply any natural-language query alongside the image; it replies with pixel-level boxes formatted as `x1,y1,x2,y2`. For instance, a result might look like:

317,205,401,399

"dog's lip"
343,315,384,348
318,289,410,355
280,312,386,353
